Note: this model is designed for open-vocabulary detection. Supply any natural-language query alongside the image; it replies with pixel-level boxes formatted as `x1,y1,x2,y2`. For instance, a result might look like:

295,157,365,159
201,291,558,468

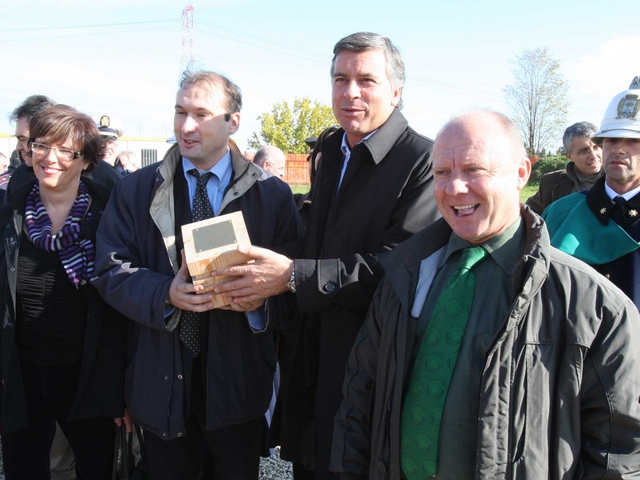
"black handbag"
112,423,148,480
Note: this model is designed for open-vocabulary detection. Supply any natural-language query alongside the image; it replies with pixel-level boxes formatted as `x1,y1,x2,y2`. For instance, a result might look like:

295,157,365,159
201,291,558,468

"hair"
562,121,598,154
253,145,286,168
330,32,405,109
10,95,56,123
117,150,138,161
28,105,101,172
310,125,340,184
179,70,242,120
116,150,139,169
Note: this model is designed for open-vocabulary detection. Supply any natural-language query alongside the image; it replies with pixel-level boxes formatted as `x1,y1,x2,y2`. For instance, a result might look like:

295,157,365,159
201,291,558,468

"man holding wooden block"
93,70,301,480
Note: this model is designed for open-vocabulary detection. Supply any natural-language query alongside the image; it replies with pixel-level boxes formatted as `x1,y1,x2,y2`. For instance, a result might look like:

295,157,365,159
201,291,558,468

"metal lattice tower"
180,5,194,75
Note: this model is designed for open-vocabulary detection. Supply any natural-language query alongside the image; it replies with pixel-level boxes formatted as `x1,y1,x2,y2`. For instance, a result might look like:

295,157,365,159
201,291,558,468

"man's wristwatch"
286,263,296,293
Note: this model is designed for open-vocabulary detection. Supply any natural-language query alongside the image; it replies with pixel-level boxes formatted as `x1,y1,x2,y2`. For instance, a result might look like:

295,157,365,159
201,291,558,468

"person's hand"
114,408,133,434
212,244,293,303
168,250,214,312
218,297,266,312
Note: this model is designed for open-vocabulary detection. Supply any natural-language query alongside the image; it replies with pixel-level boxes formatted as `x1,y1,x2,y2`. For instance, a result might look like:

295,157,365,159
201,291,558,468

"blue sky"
1,0,638,151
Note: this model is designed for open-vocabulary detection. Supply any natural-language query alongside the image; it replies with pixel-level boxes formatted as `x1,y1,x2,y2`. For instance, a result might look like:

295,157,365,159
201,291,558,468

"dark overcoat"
275,109,440,476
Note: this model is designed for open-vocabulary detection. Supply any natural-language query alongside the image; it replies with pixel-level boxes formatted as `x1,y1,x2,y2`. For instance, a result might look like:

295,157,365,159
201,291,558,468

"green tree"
503,47,569,158
249,98,336,153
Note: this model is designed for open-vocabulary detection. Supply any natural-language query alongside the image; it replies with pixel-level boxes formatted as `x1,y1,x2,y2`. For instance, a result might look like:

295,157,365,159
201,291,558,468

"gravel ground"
0,438,291,480
260,448,293,480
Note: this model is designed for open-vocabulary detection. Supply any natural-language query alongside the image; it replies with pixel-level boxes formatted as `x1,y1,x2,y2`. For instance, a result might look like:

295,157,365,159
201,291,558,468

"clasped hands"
168,246,292,313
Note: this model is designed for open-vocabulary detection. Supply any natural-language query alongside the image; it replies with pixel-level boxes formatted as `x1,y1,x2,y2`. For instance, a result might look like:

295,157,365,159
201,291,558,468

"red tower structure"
180,5,194,75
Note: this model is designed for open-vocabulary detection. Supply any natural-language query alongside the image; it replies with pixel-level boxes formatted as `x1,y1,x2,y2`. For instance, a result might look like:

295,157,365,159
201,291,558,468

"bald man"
253,145,286,179
331,110,640,479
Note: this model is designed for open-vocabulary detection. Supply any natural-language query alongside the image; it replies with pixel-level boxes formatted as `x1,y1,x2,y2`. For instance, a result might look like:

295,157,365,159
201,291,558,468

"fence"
285,154,310,185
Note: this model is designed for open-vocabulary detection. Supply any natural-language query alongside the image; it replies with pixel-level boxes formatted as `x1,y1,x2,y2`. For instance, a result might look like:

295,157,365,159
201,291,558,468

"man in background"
526,121,603,214
0,153,9,173
544,76,640,308
115,150,140,173
96,114,123,169
254,145,287,179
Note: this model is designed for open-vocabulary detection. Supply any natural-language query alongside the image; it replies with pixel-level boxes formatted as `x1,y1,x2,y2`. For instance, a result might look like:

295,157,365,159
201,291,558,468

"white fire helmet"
593,76,640,141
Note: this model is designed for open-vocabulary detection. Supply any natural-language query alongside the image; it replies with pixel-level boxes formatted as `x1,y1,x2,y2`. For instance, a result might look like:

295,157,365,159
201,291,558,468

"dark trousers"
1,361,115,480
144,357,264,480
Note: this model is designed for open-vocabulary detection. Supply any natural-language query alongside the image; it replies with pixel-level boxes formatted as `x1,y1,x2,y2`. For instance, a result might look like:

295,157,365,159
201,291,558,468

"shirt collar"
604,181,640,201
439,217,525,276
340,130,378,157
182,148,232,184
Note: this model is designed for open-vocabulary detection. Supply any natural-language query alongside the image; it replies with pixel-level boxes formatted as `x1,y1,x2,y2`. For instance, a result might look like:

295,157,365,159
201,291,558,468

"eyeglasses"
30,142,83,161
575,145,601,159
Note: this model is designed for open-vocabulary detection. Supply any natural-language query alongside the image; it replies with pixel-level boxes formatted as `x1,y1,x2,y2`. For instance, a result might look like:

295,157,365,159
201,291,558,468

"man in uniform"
544,76,640,307
93,70,300,480
96,114,123,169
331,110,640,479
526,121,603,214
210,32,440,479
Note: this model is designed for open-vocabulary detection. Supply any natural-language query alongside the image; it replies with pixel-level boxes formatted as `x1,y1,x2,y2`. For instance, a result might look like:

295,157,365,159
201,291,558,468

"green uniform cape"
542,192,640,265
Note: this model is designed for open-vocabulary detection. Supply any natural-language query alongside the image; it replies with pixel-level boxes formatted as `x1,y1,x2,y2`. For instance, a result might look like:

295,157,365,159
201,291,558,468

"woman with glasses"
0,104,127,479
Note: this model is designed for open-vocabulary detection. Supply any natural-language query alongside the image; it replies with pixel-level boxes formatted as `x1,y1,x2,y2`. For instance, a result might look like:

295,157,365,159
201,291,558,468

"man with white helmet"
544,76,640,306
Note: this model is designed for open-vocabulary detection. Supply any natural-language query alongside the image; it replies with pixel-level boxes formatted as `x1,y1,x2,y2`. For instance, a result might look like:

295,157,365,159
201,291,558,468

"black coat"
0,178,127,434
275,109,440,475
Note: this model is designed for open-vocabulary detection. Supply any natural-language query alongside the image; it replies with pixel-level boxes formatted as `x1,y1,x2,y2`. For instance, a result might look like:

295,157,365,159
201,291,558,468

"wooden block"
181,211,252,308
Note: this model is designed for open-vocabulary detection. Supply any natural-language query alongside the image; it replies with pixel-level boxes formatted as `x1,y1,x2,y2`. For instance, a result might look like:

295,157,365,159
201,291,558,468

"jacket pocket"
510,344,529,465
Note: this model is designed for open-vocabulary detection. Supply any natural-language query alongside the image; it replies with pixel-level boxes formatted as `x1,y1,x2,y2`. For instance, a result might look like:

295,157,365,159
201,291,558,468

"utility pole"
180,5,194,75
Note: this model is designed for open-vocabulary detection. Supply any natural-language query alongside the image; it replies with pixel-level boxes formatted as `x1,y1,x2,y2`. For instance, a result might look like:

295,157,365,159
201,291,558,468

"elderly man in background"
210,32,440,480
544,76,640,308
0,153,9,173
526,121,603,214
331,110,640,479
254,145,287,179
115,150,140,173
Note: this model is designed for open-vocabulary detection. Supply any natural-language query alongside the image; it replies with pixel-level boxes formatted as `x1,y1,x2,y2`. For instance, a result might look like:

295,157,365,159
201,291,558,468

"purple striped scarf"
25,181,95,288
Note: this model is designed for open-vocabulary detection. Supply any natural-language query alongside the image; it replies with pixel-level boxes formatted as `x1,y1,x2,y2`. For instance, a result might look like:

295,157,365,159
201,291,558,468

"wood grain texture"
181,211,252,308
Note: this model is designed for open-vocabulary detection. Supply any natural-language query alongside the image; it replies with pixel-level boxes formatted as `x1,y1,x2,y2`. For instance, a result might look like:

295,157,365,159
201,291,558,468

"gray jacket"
331,205,640,479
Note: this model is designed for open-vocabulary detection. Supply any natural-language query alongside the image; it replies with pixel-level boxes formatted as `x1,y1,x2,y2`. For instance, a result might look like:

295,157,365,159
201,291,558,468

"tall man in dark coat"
212,32,440,479
93,70,301,480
